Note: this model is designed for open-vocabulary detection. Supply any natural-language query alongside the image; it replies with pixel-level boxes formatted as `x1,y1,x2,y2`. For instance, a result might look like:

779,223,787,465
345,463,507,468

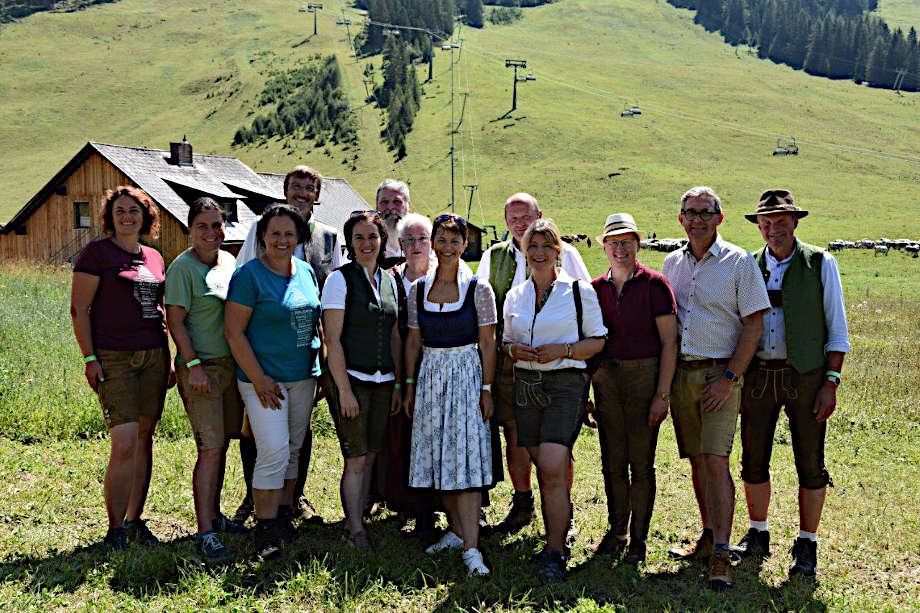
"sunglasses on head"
350,209,380,217
434,213,466,226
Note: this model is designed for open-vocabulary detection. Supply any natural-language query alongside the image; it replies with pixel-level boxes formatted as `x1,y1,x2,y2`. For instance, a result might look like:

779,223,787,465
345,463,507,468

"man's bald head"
504,192,542,243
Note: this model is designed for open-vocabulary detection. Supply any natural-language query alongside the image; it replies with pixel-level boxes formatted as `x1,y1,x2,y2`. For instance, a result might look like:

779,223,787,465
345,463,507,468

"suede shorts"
670,363,742,458
740,362,830,489
330,376,393,458
177,356,244,450
513,367,586,448
96,347,169,429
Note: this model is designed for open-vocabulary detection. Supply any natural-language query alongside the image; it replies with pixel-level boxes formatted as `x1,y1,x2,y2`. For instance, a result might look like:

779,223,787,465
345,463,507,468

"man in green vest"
478,192,591,535
734,189,850,578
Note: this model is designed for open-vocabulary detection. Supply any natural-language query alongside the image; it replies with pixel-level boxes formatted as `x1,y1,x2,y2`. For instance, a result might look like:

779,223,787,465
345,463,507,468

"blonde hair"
522,218,562,254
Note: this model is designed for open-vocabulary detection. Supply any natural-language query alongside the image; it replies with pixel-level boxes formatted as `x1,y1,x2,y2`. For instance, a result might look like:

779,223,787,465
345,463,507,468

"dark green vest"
341,262,398,375
487,239,518,331
755,239,826,373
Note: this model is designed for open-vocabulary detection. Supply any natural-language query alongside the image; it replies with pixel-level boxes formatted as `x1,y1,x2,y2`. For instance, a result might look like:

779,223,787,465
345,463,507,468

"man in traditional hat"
662,186,770,590
478,192,591,535
733,189,850,578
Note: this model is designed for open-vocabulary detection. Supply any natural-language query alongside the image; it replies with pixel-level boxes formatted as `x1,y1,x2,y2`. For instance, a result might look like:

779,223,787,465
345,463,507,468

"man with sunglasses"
733,189,849,578
236,165,344,525
477,192,591,536
661,186,770,590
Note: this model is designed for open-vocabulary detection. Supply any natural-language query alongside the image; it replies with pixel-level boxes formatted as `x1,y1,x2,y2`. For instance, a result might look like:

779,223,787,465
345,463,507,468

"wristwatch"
825,374,840,386
481,384,492,392
659,392,672,401
723,369,739,383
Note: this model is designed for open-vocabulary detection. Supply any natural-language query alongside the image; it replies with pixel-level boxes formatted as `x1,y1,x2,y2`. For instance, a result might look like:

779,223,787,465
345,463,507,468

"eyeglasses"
350,210,380,217
434,213,466,226
680,209,718,221
401,236,430,245
604,238,637,250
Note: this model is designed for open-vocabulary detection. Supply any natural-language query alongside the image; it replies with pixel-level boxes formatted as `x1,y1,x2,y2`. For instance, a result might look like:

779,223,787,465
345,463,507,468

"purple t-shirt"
592,261,677,360
73,238,168,351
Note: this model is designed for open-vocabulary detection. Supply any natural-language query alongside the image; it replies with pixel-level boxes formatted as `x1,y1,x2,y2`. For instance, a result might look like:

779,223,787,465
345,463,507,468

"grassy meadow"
1,250,919,611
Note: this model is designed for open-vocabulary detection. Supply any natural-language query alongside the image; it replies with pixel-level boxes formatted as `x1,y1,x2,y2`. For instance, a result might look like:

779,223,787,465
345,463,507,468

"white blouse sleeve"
320,270,348,310
474,280,497,326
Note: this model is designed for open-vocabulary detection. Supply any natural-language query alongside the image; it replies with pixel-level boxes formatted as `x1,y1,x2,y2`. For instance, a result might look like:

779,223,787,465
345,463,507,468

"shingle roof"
3,142,371,241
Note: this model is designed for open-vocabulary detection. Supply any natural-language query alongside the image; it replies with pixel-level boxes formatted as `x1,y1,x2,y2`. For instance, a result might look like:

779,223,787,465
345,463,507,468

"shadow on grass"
0,515,825,610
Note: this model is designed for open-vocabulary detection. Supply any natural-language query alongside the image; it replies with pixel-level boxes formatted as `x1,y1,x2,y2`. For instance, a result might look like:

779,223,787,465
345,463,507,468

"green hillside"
1,0,919,277
876,0,920,32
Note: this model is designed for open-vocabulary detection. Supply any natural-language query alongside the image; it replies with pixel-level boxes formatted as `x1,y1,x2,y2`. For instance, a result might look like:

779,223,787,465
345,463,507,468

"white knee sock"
749,520,768,532
798,529,818,542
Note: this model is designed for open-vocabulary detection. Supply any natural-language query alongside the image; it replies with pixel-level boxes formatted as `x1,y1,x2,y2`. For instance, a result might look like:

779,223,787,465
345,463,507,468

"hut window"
222,200,238,223
73,202,91,229
14,224,27,235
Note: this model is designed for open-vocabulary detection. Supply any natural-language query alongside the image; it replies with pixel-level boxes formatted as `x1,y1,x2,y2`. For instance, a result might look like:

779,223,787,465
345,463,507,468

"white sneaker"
462,547,490,577
425,531,464,554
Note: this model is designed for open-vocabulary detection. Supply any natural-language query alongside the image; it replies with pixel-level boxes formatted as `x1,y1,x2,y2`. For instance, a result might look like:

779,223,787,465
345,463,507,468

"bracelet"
186,358,202,368
83,354,97,364
507,344,514,359
406,378,416,384
825,370,841,378
481,383,492,392
565,343,573,359
393,383,403,390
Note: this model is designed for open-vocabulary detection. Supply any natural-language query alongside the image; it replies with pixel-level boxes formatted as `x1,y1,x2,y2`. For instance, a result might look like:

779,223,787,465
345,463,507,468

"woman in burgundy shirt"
587,213,678,564
71,186,173,552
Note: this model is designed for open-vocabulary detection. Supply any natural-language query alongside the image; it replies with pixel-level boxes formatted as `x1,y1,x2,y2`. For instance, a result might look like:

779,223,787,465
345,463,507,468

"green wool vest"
755,240,826,373
341,262,398,375
487,239,518,325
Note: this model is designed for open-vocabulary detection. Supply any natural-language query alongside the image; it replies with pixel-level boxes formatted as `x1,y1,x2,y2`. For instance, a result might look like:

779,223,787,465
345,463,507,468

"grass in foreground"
0,261,918,610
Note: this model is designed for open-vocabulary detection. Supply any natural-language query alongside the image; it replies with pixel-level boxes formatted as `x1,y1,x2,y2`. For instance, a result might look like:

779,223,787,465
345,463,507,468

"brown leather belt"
678,358,729,369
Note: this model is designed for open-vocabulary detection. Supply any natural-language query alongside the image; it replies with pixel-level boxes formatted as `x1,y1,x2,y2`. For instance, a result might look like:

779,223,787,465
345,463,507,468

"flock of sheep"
829,238,920,257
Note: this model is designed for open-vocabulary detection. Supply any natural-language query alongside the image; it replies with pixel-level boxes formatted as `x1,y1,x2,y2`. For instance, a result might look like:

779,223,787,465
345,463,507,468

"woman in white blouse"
322,211,402,550
502,219,607,582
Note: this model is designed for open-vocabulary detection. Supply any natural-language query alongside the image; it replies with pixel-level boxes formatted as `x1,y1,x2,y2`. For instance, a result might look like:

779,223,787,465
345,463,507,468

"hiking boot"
425,530,464,554
462,547,490,577
625,541,647,565
104,526,128,552
789,538,818,577
213,512,249,535
709,548,733,590
195,530,233,561
343,529,372,551
276,506,298,544
290,496,316,520
233,497,254,524
734,527,770,558
587,530,627,555
669,528,713,560
531,543,571,563
408,511,440,541
536,548,568,583
493,491,535,534
254,519,280,560
124,518,160,546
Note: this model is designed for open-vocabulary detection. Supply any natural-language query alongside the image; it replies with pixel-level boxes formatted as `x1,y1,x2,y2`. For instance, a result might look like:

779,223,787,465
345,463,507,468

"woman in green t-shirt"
165,197,248,561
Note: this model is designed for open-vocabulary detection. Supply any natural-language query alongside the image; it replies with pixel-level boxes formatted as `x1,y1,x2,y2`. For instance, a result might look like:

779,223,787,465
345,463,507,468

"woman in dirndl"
403,213,497,577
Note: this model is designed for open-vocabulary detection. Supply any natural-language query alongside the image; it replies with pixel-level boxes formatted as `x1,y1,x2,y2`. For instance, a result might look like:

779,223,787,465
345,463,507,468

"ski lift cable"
460,42,920,165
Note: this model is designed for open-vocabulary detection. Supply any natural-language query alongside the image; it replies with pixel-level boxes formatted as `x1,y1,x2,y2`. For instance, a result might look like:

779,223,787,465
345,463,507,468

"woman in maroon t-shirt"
71,186,173,552
587,213,678,564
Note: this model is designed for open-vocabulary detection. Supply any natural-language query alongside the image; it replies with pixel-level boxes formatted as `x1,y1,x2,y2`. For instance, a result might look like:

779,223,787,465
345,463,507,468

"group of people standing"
69,168,849,589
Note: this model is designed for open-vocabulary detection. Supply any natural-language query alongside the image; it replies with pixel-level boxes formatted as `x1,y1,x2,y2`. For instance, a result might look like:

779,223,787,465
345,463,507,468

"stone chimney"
169,136,193,167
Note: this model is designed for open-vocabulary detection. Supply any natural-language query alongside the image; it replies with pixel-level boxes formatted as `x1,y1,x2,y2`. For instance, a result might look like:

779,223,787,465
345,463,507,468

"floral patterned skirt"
409,343,493,491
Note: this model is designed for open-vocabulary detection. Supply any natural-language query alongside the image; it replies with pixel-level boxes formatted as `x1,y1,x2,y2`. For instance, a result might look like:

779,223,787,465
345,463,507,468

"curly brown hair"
100,186,160,239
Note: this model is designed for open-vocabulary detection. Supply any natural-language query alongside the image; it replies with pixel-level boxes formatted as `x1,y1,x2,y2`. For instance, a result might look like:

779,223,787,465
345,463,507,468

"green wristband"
393,383,403,390
83,354,97,364
825,370,841,378
405,378,416,384
186,358,202,368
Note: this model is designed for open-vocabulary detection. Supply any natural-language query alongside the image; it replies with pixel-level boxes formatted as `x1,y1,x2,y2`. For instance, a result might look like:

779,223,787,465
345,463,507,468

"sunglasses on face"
434,213,467,226
680,209,718,221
